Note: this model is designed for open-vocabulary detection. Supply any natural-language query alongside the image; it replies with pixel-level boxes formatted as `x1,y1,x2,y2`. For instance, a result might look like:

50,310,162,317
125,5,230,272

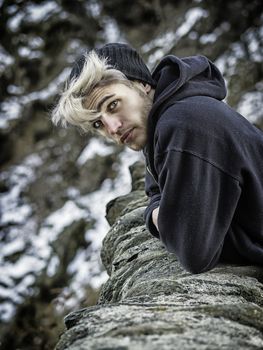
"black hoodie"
144,55,263,273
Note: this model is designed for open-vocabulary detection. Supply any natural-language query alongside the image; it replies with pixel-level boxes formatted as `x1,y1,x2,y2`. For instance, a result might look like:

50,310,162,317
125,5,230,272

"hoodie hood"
144,55,227,177
150,54,226,119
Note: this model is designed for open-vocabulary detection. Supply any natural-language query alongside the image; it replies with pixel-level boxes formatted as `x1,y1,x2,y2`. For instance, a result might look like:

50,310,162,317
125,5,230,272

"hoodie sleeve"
155,149,241,273
144,167,161,238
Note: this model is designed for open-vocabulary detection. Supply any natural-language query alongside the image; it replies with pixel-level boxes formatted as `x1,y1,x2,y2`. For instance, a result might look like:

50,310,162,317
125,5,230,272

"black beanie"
69,42,156,87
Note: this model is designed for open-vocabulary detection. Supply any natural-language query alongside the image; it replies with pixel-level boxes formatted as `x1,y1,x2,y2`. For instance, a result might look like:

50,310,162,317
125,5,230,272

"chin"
131,133,147,151
127,144,141,151
128,142,146,152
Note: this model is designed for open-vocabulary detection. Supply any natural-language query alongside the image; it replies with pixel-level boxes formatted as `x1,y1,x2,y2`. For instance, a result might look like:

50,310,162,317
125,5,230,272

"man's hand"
152,207,159,231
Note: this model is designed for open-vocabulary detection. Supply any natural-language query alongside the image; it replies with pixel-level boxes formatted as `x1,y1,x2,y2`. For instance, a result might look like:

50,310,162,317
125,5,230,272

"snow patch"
77,138,115,166
142,7,208,68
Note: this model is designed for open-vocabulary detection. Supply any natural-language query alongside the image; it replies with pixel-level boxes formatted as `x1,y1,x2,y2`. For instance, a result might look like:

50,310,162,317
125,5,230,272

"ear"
144,83,152,94
138,82,152,94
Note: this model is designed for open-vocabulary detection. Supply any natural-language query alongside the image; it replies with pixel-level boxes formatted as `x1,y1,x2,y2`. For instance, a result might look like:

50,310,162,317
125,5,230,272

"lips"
120,128,134,144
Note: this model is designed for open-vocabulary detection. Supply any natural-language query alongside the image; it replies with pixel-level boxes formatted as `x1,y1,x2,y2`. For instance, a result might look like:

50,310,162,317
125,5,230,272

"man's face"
85,82,153,151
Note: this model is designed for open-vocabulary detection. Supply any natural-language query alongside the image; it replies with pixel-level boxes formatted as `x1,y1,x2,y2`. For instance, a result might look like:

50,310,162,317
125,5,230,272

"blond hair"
51,51,129,133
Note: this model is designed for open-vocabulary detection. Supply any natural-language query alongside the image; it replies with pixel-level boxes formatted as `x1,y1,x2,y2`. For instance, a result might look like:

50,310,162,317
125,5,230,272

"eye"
108,100,118,112
93,120,103,129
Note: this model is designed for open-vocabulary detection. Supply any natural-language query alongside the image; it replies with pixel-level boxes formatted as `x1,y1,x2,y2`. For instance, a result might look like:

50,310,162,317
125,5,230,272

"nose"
103,115,122,135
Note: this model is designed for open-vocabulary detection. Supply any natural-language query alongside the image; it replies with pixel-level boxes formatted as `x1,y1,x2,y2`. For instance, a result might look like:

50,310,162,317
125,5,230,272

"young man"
52,43,263,273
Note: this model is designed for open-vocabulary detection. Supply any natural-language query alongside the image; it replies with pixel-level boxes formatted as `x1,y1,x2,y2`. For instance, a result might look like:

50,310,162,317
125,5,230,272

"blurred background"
0,0,262,348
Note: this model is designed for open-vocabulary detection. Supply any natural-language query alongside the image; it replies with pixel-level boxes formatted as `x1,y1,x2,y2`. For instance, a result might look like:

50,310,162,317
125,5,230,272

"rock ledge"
56,162,263,350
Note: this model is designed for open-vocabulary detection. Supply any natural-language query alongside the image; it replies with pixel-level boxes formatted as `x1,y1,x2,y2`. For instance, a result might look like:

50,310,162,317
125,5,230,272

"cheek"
99,129,119,143
96,128,107,138
130,102,144,120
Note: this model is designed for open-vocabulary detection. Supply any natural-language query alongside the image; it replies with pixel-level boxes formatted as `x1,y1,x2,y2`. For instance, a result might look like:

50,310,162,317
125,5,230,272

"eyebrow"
96,94,115,111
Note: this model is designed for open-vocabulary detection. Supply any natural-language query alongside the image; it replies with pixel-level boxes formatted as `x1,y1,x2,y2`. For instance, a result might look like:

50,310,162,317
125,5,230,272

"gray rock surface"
56,161,263,350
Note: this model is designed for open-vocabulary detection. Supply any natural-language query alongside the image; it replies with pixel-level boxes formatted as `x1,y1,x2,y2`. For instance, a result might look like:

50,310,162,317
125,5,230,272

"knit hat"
69,42,156,87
